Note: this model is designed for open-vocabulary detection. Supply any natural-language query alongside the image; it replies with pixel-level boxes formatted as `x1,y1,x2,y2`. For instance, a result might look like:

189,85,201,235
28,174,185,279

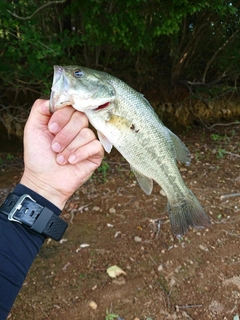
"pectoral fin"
131,166,153,195
97,131,113,153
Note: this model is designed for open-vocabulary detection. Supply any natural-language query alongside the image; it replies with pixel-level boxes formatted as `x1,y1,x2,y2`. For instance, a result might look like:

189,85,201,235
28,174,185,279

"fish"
49,65,211,237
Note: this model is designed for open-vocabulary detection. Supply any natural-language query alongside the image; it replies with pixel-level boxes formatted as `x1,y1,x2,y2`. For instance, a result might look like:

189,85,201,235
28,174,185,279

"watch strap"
0,193,68,241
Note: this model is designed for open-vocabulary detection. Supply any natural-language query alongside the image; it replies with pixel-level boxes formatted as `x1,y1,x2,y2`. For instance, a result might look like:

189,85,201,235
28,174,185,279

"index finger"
24,99,51,134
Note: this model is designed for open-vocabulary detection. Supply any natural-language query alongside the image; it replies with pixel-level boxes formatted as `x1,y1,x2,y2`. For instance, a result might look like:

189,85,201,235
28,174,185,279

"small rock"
199,244,208,252
223,276,240,290
114,231,121,238
107,223,114,227
208,300,223,314
112,277,126,285
80,243,90,248
89,301,97,310
180,167,187,172
170,277,176,287
134,236,142,242
109,207,116,214
158,264,163,272
59,238,68,244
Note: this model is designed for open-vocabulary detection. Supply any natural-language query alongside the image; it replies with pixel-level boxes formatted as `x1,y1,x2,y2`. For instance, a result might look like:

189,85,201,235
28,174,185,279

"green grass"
97,158,110,182
105,309,119,320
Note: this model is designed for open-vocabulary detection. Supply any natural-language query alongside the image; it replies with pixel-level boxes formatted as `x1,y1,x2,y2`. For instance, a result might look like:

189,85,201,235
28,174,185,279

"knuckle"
81,127,95,141
73,110,89,127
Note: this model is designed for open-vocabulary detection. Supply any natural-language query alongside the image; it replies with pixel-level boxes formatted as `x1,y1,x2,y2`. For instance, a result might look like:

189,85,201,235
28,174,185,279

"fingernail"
49,122,59,133
52,142,62,152
68,154,76,164
57,154,65,164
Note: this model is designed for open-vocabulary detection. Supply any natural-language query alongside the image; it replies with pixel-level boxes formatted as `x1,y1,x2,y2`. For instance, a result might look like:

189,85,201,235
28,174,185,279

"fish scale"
89,76,185,200
50,65,211,236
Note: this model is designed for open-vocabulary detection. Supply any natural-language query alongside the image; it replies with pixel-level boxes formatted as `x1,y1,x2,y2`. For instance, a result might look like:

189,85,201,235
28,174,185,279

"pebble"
134,236,142,242
199,244,208,252
59,238,68,244
158,264,163,272
169,277,176,287
89,301,97,310
107,223,114,227
109,207,116,214
112,277,126,285
80,243,90,248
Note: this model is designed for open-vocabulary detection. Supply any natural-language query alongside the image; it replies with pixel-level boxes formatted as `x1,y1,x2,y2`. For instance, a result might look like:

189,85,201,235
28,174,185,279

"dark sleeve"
0,184,61,319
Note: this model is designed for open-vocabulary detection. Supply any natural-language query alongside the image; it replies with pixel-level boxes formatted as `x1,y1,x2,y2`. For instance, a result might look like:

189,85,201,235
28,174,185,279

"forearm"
0,99,104,319
0,184,61,319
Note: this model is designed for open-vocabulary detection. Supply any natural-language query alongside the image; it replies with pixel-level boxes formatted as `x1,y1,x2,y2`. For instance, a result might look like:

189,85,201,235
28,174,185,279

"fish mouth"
94,102,110,111
49,91,73,113
49,91,56,113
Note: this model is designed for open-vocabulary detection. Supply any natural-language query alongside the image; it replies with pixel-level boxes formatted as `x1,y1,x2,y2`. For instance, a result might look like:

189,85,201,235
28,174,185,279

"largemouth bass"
49,65,210,236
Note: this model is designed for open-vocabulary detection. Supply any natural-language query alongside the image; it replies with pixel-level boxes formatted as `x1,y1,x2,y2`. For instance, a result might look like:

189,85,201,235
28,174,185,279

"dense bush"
0,0,239,110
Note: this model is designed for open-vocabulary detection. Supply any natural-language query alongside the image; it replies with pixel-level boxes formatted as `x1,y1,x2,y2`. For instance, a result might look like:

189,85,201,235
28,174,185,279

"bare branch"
7,0,67,20
220,193,240,200
224,151,240,158
204,121,240,130
202,27,240,83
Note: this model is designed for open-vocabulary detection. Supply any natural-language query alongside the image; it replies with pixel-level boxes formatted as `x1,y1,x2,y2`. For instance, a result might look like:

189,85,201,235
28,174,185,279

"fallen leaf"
107,265,126,278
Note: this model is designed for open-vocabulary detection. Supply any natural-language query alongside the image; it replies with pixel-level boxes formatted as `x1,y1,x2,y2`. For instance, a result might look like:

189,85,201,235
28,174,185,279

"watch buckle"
8,194,36,224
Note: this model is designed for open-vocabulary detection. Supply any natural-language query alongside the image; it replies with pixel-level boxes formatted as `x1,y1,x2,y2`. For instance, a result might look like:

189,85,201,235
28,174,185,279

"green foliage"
105,309,119,320
79,273,86,280
0,0,239,113
216,148,226,159
97,159,110,183
210,133,226,141
6,153,14,161
0,153,14,167
210,133,229,159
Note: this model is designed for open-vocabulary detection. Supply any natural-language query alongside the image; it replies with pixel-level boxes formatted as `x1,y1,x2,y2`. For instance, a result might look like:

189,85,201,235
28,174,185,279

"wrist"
20,173,68,210
1,185,68,241
13,184,62,215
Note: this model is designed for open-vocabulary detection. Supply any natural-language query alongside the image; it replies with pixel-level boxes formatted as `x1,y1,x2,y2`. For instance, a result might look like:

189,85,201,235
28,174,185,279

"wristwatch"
0,193,68,241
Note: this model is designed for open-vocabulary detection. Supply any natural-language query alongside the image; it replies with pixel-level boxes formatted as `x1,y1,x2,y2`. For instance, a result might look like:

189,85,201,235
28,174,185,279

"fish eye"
74,69,84,78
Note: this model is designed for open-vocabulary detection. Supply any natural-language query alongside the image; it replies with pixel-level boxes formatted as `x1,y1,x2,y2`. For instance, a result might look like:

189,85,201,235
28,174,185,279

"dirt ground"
1,124,240,320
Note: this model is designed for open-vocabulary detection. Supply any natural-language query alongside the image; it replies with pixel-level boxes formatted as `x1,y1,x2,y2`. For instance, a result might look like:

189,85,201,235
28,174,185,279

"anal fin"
131,166,153,195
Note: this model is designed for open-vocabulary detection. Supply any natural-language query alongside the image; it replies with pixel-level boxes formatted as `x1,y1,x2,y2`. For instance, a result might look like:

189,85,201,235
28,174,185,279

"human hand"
20,99,104,209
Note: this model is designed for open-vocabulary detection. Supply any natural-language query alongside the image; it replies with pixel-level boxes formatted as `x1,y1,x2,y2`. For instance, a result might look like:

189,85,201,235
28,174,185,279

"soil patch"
1,125,240,320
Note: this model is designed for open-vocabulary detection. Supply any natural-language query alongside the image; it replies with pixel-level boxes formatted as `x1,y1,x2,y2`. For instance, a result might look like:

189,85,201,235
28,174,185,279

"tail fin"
167,191,210,237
